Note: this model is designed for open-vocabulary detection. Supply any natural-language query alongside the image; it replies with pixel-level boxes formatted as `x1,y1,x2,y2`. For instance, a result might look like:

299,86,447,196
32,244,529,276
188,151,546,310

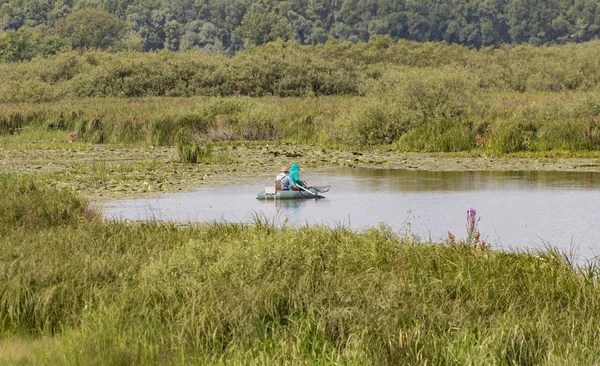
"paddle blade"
298,185,325,198
312,185,331,193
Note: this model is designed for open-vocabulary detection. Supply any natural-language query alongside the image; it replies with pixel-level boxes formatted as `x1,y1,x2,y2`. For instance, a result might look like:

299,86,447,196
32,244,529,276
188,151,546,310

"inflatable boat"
256,186,330,200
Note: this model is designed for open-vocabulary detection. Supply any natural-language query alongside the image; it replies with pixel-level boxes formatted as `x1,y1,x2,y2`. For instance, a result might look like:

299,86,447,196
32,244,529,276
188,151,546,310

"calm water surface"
103,169,600,261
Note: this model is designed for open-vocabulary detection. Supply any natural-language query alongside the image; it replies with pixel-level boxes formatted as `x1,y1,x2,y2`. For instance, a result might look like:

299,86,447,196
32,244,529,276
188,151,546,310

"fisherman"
280,174,294,190
288,163,307,191
274,166,289,190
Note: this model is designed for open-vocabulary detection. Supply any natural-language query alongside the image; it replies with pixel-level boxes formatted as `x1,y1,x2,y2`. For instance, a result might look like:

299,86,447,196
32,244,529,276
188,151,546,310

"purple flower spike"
85,208,95,219
466,208,481,245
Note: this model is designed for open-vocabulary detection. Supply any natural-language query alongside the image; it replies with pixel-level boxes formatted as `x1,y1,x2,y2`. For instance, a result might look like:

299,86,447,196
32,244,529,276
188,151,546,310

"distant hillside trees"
56,9,129,50
0,0,599,60
0,26,69,62
238,9,293,46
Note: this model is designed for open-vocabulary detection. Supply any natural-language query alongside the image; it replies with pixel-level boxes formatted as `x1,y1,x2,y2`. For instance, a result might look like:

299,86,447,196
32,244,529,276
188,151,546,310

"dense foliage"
1,0,600,59
3,39,600,101
0,174,90,231
3,40,600,152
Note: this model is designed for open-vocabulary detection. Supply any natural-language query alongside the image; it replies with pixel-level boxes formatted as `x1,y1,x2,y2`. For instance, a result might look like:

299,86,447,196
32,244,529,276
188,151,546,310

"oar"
312,185,331,193
298,185,325,198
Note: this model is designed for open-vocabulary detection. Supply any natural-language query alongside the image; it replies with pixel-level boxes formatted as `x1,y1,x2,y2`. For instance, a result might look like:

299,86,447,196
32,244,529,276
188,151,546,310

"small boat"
256,185,331,200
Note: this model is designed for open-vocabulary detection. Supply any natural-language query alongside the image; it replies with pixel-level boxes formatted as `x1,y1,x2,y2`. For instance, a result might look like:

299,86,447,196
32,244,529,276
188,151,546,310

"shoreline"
2,143,600,201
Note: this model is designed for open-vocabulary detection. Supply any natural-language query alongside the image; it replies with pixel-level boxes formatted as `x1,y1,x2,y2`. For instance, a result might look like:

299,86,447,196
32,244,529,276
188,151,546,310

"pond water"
103,168,600,262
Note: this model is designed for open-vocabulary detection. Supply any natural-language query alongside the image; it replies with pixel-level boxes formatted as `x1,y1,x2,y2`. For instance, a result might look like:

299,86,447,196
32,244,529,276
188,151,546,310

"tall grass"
3,93,600,153
177,143,212,163
0,173,91,233
0,97,324,146
2,174,600,364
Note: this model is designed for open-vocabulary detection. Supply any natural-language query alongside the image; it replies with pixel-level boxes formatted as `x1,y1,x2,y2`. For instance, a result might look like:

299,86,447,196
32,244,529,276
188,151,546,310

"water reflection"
341,168,600,192
274,200,302,214
103,168,600,262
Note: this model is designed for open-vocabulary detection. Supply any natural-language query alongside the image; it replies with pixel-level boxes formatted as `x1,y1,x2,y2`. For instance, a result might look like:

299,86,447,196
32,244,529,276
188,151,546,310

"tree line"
1,0,600,61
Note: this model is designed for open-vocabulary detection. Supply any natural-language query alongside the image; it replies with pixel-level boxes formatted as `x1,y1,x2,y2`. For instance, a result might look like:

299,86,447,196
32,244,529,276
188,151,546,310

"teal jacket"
288,163,304,186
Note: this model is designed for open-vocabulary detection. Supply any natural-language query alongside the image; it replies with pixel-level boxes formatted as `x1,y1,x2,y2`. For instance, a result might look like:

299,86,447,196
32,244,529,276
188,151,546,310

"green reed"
177,143,213,164
0,173,92,233
3,91,600,155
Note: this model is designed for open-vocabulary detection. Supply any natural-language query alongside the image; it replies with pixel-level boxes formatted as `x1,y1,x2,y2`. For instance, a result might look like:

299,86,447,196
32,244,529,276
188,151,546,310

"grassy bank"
3,91,600,154
2,173,600,364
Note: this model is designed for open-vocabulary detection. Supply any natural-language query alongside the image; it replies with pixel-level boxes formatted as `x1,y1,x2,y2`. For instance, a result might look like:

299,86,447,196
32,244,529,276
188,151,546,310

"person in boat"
274,166,289,191
287,163,307,191
280,174,295,191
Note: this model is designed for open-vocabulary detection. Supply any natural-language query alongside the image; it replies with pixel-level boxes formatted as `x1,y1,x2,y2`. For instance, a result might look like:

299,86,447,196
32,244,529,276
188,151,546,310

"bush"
336,100,413,146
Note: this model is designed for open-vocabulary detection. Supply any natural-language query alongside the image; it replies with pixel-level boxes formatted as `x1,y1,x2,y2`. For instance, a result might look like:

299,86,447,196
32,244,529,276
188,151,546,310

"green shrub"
339,101,413,146
2,40,600,102
398,68,476,125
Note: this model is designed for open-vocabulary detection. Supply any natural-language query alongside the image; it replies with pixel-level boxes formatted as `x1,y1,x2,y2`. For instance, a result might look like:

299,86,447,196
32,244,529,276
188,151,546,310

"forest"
1,0,600,61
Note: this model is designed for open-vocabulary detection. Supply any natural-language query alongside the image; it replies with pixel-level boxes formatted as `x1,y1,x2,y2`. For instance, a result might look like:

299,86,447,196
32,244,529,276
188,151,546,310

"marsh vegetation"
3,40,600,154
2,174,600,364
